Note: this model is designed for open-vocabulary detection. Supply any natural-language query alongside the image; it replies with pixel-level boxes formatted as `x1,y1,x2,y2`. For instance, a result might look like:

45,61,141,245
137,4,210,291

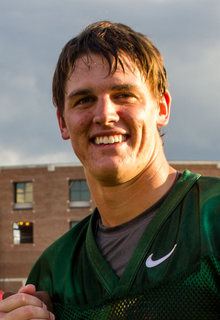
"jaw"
71,128,162,187
82,147,148,187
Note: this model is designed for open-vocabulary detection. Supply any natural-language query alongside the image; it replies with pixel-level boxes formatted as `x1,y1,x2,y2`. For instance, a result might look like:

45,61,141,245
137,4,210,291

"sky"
0,0,220,166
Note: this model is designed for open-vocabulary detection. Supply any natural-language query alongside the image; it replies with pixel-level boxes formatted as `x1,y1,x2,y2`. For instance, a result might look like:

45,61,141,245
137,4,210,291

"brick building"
0,163,95,292
0,161,220,292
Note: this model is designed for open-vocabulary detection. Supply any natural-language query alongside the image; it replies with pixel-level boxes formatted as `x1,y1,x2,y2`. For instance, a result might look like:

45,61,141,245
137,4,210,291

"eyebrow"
111,84,140,92
67,88,93,100
67,84,141,100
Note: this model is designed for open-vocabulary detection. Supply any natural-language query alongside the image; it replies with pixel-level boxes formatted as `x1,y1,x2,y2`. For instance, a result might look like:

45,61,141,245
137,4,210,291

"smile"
94,135,127,145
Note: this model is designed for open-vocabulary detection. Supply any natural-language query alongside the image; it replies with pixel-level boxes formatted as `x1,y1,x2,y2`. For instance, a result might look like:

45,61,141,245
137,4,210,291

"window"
14,182,33,209
13,222,33,245
69,180,90,208
69,221,78,229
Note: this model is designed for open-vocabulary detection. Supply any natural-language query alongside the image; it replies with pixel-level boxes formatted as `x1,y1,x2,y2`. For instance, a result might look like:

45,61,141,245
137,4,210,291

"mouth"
93,134,127,145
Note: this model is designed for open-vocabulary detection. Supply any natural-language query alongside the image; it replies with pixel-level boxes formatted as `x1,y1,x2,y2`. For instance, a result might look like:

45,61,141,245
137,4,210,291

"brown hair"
52,21,167,116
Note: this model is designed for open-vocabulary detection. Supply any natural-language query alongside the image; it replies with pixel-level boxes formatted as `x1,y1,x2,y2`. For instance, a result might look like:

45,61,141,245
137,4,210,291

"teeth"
108,136,114,144
94,135,126,145
103,136,109,144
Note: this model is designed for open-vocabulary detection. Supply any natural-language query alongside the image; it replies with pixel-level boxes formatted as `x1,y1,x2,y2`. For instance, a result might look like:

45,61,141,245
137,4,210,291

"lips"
94,135,127,145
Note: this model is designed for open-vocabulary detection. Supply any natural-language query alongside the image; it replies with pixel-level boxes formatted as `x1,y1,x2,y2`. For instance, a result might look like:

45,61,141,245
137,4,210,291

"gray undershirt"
95,173,180,277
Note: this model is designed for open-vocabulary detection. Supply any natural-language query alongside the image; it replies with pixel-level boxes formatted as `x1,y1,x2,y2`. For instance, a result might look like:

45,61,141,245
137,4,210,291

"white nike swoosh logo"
146,244,177,268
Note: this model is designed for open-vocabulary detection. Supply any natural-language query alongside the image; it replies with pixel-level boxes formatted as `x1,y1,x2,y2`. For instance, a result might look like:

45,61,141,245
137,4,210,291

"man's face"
57,53,170,186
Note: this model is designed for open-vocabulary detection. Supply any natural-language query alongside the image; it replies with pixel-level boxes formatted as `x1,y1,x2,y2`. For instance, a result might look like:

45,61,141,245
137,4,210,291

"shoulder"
42,214,92,259
181,170,220,198
194,174,220,203
27,214,92,284
196,173,220,186
183,171,220,239
175,170,220,225
26,213,94,295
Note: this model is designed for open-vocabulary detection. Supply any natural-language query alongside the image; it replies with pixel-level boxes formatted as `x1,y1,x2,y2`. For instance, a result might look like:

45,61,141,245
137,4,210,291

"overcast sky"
0,0,220,166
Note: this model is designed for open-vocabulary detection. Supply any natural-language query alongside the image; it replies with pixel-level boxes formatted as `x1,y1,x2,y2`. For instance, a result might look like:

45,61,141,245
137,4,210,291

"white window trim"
69,201,90,208
14,202,33,210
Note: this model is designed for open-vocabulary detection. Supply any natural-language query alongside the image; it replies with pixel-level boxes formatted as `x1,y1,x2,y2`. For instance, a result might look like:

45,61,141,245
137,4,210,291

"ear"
156,90,171,127
56,108,70,140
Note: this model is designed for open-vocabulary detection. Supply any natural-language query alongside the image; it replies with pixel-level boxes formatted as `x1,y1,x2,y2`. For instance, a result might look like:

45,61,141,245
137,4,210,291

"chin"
91,163,127,185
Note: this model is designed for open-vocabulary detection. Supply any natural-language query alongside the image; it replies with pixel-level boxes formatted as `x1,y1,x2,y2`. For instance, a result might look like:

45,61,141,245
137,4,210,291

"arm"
0,285,55,320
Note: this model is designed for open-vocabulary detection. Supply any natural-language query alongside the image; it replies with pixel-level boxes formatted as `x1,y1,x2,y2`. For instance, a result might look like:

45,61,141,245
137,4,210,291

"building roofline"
1,160,220,171
0,162,83,171
169,161,220,168
169,160,220,164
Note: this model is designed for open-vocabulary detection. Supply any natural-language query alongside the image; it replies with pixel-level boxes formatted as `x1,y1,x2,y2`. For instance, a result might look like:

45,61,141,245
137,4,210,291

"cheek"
69,112,92,135
136,111,157,144
118,109,139,127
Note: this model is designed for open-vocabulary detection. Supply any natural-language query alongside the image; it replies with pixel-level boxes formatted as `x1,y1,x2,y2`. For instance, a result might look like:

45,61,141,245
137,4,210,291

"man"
1,21,220,319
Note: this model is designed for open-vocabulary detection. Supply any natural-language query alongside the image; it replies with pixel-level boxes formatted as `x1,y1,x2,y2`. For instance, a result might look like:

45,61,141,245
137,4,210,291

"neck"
86,154,177,227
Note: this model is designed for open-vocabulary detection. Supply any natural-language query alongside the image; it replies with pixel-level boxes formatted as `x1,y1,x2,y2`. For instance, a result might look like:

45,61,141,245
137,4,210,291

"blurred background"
1,0,220,166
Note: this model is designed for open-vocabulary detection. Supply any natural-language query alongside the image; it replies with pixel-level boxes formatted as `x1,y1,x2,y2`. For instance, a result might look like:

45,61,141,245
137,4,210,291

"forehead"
66,53,145,90
74,53,135,71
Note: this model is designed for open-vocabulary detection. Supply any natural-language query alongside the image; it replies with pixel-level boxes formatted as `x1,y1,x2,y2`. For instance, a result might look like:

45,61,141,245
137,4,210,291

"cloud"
0,0,220,166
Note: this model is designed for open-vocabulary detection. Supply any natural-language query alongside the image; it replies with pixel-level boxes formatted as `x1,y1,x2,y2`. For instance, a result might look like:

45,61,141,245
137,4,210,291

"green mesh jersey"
27,170,220,319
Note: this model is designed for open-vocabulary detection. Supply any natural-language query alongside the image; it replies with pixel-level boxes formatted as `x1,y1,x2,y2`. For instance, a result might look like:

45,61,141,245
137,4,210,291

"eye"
78,97,92,104
114,92,138,103
75,96,96,107
119,93,132,98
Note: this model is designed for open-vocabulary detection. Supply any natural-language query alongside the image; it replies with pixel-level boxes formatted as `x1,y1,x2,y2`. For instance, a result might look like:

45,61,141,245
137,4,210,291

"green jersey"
27,170,220,319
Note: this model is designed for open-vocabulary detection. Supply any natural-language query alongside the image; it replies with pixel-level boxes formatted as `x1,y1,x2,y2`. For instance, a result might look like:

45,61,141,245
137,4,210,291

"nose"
93,95,120,125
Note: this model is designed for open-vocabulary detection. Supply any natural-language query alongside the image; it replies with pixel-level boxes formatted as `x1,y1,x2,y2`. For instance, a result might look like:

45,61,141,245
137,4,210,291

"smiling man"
57,51,176,227
1,21,220,319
